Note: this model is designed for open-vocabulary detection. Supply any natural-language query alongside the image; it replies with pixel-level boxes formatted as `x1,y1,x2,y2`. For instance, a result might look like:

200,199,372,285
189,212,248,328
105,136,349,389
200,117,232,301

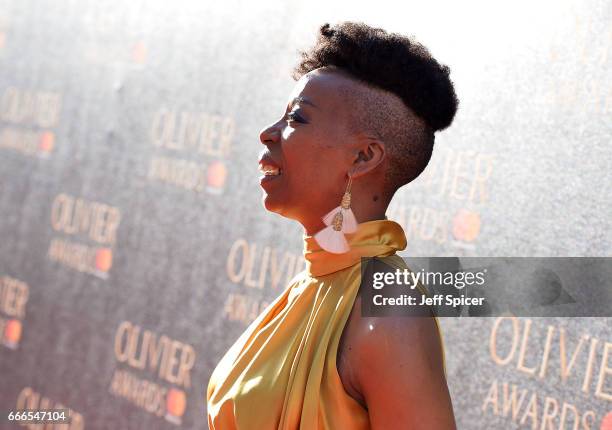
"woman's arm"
353,314,457,429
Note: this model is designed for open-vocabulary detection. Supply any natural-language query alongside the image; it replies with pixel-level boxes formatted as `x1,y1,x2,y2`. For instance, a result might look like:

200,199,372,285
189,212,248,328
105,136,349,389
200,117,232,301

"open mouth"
258,152,283,184
259,164,282,177
259,164,282,184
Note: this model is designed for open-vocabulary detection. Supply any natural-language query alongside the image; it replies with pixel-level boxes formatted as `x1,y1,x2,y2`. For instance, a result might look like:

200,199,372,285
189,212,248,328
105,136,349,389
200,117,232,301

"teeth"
260,165,281,176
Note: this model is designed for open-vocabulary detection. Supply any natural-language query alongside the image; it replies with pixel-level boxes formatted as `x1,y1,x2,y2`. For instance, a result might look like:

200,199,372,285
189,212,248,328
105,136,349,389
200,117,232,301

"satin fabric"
207,218,445,429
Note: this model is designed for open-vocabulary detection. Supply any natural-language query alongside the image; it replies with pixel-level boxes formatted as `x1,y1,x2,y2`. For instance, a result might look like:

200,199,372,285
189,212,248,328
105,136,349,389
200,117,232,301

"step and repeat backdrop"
0,0,610,429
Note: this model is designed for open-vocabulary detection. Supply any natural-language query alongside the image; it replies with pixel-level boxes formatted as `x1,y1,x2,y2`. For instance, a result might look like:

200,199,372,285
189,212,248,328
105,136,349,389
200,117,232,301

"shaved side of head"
326,67,434,200
293,21,458,198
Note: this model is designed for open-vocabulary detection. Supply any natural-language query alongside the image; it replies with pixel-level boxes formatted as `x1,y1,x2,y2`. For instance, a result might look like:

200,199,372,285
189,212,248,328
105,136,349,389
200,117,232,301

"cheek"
280,130,344,191
285,156,315,187
281,126,295,140
288,157,336,195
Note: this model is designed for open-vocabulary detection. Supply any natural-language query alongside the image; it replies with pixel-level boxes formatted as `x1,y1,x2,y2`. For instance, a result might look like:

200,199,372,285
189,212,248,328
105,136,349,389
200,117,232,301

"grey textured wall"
0,0,610,428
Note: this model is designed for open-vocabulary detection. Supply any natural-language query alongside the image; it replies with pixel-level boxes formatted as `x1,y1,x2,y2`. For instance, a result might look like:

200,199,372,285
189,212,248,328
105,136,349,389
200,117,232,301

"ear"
349,135,387,179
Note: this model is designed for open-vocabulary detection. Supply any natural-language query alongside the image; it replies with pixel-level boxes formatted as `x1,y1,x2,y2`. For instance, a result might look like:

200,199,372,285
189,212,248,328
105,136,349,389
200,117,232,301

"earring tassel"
314,225,350,253
314,179,357,254
322,206,357,233
321,191,357,233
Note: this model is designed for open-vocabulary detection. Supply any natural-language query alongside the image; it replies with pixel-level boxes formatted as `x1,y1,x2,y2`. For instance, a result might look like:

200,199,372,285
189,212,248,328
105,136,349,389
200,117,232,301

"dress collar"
302,217,407,277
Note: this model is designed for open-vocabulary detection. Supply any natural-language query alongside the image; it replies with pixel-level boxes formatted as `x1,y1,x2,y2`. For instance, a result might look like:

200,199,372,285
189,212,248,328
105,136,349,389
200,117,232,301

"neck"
301,192,390,236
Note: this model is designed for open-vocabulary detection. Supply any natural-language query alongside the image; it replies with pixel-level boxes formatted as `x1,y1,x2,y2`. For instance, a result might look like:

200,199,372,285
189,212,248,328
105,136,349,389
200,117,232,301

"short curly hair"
293,21,459,196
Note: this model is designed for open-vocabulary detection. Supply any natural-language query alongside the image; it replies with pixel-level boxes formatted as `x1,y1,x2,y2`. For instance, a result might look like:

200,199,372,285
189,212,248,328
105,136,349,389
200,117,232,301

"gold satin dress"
207,219,445,429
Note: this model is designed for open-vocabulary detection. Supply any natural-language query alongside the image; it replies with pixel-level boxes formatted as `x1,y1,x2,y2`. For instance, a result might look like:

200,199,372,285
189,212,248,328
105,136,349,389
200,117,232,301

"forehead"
287,68,358,110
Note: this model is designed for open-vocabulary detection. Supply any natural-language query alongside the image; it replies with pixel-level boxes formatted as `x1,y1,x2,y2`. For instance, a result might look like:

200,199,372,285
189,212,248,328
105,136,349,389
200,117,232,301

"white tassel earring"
313,175,358,254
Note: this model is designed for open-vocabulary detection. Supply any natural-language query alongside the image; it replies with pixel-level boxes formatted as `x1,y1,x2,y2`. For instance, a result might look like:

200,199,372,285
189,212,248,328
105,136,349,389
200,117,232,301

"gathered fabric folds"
207,218,444,429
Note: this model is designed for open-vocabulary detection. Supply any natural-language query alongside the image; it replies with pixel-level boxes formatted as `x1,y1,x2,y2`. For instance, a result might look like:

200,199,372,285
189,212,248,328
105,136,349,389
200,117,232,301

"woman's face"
258,68,357,230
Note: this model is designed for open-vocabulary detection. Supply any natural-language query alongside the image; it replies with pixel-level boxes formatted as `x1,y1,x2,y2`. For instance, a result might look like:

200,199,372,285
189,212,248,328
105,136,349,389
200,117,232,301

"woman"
207,21,459,429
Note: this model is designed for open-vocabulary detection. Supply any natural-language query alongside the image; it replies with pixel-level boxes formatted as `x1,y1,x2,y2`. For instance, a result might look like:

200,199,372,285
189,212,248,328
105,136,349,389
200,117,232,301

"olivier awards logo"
147,108,234,195
47,193,121,279
109,320,196,426
387,147,494,253
80,5,149,67
224,238,305,325
546,14,612,117
0,87,62,158
483,317,612,429
0,275,29,350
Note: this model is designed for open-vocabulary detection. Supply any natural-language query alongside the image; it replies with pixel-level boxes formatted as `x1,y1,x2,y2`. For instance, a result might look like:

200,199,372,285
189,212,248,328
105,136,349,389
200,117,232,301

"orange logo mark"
39,131,55,153
207,161,227,190
452,209,481,242
131,41,147,64
166,388,186,417
4,319,22,345
95,248,113,272
601,412,612,430
165,388,187,424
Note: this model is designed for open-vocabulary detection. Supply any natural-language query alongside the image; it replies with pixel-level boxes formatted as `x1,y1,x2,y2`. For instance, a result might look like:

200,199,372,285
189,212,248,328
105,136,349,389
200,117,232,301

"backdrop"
0,0,610,428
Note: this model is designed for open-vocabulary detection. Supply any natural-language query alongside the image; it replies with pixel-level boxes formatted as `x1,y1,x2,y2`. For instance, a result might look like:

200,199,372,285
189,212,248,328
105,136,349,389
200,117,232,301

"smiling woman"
207,21,459,430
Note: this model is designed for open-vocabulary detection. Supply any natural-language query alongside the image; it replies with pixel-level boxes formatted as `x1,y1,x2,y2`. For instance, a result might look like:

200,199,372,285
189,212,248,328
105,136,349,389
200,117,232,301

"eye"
286,111,305,123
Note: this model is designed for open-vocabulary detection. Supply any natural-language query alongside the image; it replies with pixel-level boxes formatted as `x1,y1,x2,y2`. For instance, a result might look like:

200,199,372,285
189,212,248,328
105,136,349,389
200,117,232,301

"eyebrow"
289,96,318,109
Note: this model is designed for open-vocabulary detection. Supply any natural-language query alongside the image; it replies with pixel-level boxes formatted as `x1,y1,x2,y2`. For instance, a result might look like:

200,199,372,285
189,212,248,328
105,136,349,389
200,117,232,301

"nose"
259,121,281,146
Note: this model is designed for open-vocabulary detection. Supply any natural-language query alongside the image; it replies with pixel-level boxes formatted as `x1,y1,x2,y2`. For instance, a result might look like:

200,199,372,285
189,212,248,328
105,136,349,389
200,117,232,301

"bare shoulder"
345,293,456,429
351,299,445,381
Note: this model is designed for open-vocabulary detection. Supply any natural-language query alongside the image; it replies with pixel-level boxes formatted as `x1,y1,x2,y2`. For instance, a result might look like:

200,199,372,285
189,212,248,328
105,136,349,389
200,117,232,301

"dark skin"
258,67,457,429
258,67,391,235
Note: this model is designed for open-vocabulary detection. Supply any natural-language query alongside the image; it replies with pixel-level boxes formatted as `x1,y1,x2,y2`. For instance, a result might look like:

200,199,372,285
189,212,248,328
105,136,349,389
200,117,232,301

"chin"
261,194,298,221
261,193,283,214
